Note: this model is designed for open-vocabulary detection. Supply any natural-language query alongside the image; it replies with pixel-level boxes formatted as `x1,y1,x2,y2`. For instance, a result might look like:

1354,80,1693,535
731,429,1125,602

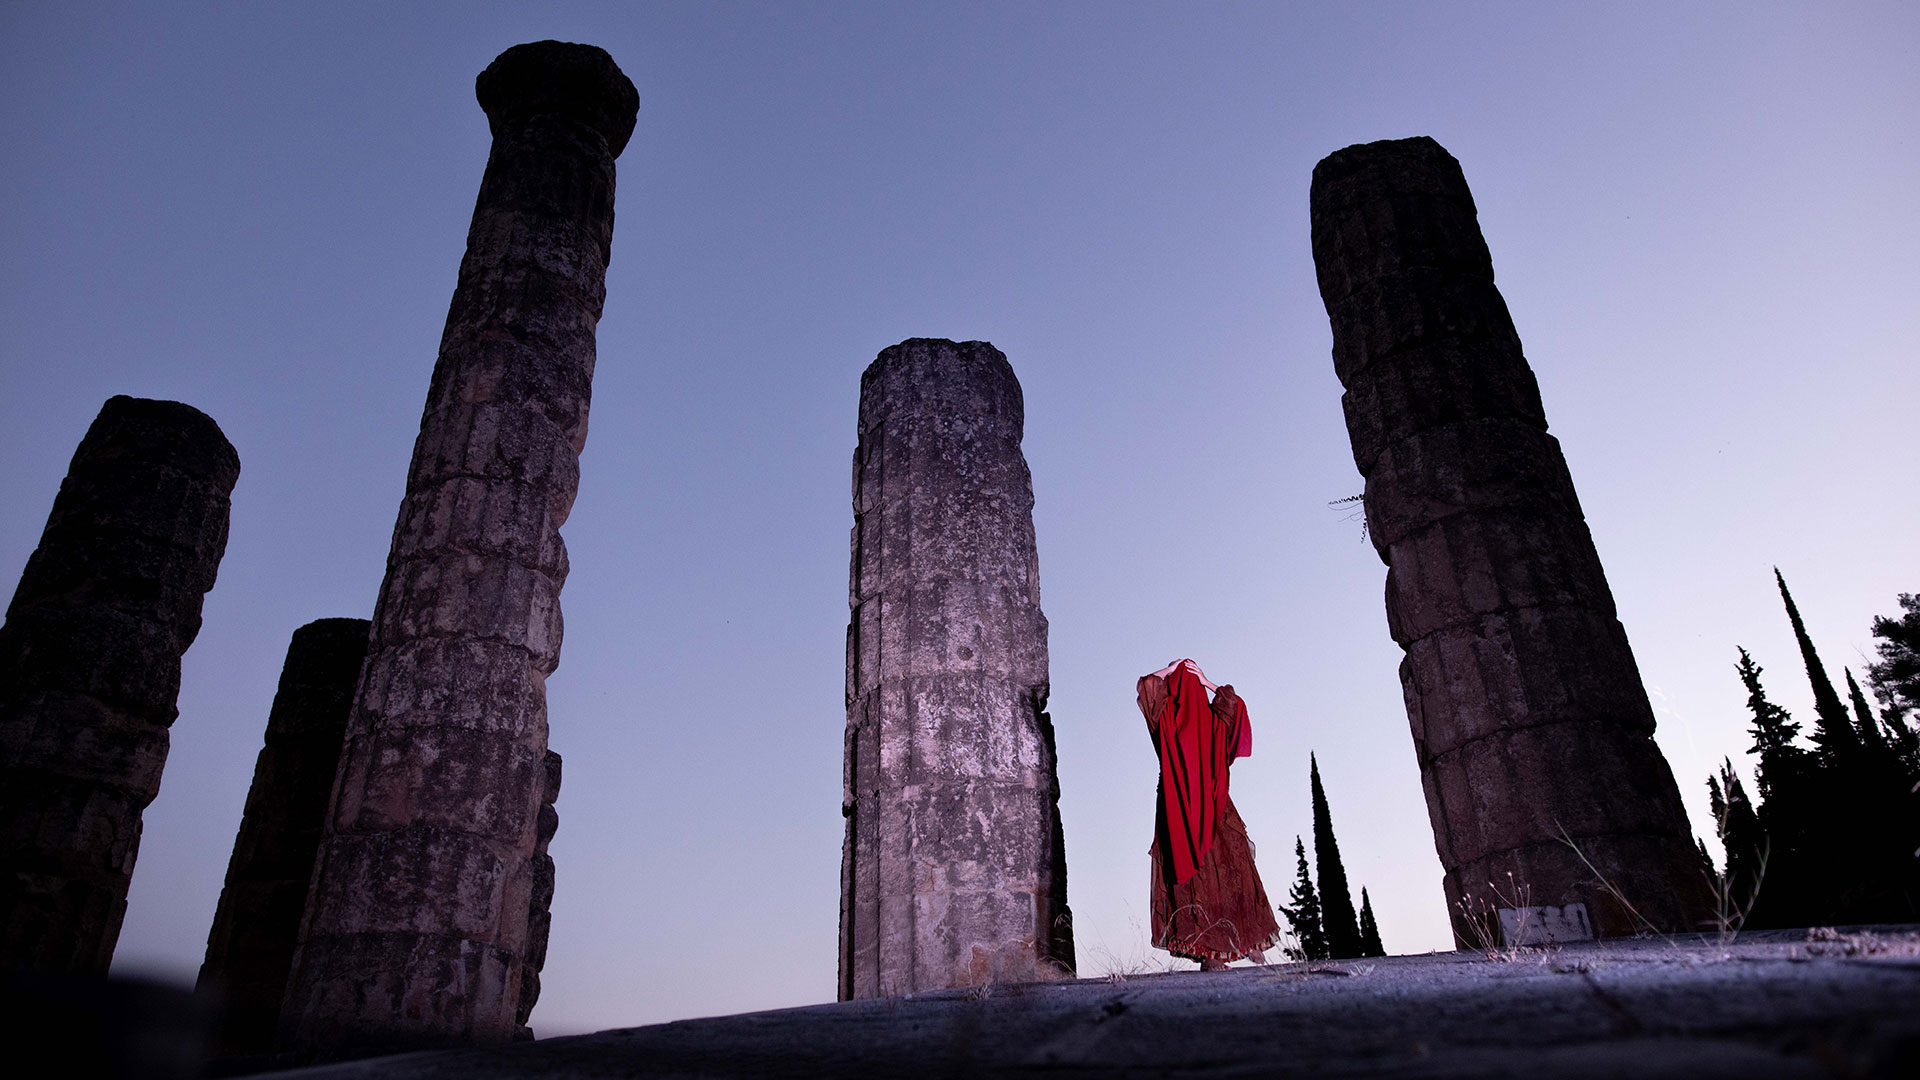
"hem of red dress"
1156,928,1283,964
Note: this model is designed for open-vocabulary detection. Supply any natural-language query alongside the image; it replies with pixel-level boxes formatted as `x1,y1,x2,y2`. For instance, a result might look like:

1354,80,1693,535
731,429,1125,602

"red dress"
1138,671,1281,963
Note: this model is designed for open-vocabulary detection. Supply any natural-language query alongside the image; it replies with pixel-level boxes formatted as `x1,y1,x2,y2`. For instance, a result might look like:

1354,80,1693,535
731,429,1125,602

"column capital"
476,41,639,157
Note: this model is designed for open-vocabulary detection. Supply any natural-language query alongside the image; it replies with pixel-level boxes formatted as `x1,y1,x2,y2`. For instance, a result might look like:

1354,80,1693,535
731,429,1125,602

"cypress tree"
1309,754,1363,958
1356,888,1385,957
1776,569,1858,762
1708,759,1766,921
1734,647,1812,927
1867,594,1920,771
1846,668,1895,763
1775,574,1915,923
1845,667,1920,922
1738,647,1807,802
1280,836,1329,961
1881,706,1920,783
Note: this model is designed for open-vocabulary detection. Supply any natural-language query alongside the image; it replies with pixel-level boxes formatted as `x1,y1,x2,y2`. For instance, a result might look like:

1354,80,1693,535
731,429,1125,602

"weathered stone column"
515,749,560,1040
840,338,1072,1000
0,395,238,972
279,41,634,1051
198,618,368,1055
1309,137,1710,941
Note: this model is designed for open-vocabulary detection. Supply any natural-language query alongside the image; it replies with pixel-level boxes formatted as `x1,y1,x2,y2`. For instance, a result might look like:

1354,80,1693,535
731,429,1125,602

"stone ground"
258,928,1919,1079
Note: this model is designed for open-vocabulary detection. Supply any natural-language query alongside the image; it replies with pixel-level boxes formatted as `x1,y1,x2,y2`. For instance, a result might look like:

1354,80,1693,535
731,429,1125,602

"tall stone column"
1308,137,1710,941
279,41,635,1051
840,338,1072,1000
516,749,560,1040
198,618,368,1055
0,395,239,972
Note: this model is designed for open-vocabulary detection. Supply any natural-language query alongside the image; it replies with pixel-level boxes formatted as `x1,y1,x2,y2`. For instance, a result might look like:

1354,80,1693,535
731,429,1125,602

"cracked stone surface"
1309,137,1710,940
268,930,1920,1078
0,395,238,973
278,40,636,1053
840,338,1072,1000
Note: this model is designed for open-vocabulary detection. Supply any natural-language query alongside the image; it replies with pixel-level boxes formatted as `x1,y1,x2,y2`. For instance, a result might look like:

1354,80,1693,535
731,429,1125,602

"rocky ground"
260,928,1920,1079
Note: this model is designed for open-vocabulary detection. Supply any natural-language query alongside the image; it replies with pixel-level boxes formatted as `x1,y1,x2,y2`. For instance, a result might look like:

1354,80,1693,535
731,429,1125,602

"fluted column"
1,395,238,972
198,618,368,1055
279,41,635,1051
840,338,1072,1000
1309,137,1710,941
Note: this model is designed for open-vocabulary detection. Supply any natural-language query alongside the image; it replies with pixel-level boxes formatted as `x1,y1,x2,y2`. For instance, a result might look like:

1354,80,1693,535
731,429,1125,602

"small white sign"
1497,902,1593,946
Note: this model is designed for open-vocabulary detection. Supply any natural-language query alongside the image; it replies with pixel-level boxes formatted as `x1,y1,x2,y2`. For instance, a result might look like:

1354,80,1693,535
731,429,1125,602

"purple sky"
2,2,1915,1037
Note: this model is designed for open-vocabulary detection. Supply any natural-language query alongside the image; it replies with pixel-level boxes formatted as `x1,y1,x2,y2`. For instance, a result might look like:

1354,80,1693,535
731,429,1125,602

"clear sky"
2,1,1914,1039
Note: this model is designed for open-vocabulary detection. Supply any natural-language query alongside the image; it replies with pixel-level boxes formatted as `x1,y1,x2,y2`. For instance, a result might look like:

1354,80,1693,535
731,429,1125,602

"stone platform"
272,929,1920,1079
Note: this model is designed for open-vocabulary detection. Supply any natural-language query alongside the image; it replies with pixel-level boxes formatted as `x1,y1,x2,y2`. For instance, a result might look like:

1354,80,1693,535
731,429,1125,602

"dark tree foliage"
1846,669,1899,772
1773,577,1920,924
1707,759,1766,918
1280,836,1329,961
1868,593,1920,728
1776,569,1858,763
1864,594,1920,784
1731,647,1815,927
1840,666,1920,914
1884,707,1920,774
1357,888,1386,957
1309,754,1363,958
1715,585,1920,930
1738,647,1806,802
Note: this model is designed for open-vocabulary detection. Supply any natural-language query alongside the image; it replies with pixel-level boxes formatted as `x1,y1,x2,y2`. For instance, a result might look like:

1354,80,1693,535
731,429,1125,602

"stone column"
840,338,1073,1000
515,749,560,1041
279,41,635,1051
1308,137,1710,941
0,395,239,972
197,618,368,1055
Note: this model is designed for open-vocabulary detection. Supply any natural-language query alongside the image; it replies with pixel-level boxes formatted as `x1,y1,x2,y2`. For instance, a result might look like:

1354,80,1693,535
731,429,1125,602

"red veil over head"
1155,660,1252,885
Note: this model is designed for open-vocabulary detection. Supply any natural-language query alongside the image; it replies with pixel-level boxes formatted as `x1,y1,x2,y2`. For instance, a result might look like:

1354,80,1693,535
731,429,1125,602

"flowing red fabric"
1229,696,1252,761
1154,661,1248,885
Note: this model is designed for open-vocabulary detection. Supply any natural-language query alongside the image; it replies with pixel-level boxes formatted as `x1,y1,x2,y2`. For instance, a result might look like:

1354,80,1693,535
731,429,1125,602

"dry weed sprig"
1085,904,1254,982
1453,893,1502,957
1453,872,1544,961
1702,822,1769,946
1081,910,1156,983
1327,493,1369,543
1554,821,1664,938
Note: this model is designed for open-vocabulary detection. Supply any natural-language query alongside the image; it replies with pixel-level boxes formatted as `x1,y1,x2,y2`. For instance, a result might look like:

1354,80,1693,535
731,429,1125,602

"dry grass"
1080,911,1191,983
1555,822,1785,962
1555,823,1664,938
1702,838,1768,947
1453,872,1554,962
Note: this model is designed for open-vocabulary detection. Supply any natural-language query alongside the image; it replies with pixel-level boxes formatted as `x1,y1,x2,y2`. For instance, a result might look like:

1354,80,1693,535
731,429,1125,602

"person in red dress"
1137,658,1280,969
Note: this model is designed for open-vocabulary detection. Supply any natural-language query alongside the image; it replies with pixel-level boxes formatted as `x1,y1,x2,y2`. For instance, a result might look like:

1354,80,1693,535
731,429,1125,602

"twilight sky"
2,1,1915,1038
